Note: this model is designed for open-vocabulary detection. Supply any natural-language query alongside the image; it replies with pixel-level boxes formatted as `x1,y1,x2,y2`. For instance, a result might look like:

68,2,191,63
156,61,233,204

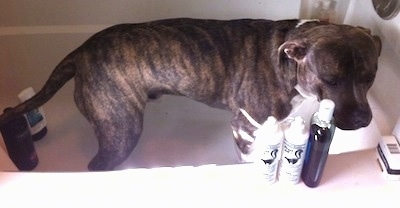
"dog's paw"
87,156,115,171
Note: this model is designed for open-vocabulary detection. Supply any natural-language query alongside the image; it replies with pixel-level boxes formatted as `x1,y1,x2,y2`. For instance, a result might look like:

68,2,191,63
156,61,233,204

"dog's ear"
356,26,371,35
372,35,382,56
356,26,382,56
279,41,308,62
277,41,307,94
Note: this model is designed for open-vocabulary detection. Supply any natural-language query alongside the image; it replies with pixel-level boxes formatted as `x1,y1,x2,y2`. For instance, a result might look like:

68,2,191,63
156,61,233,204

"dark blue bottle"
301,99,335,188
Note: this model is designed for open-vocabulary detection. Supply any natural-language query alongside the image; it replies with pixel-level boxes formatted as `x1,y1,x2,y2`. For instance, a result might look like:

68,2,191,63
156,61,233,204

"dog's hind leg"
74,86,146,171
87,111,143,171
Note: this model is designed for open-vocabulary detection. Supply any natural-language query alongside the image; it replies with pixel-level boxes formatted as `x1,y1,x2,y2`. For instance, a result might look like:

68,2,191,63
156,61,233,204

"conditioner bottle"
301,99,336,188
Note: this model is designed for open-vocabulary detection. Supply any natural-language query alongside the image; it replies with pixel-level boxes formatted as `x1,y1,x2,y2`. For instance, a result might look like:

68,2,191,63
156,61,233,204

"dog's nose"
335,108,372,130
352,108,372,128
352,117,371,129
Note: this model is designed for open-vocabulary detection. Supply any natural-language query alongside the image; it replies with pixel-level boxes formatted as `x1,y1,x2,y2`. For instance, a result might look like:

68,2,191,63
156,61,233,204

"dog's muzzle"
334,107,372,130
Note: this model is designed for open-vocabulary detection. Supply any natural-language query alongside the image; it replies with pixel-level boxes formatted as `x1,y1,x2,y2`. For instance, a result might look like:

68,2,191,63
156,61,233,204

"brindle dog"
0,18,381,171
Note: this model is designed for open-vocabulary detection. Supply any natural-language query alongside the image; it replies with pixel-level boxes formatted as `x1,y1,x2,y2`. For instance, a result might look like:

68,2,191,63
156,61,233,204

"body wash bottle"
301,99,336,188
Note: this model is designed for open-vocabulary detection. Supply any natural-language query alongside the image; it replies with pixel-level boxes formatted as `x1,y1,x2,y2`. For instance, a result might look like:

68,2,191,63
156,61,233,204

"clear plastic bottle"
301,99,336,188
253,116,284,184
278,116,309,184
311,0,336,23
18,87,48,141
0,107,39,170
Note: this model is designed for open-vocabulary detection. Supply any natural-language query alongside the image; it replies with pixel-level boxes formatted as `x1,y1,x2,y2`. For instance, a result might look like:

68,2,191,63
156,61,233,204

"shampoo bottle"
301,99,336,188
0,108,39,170
278,116,309,184
253,116,284,184
18,87,48,141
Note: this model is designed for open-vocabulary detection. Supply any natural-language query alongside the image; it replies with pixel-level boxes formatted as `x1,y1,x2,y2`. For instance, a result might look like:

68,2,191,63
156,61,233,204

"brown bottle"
0,108,39,170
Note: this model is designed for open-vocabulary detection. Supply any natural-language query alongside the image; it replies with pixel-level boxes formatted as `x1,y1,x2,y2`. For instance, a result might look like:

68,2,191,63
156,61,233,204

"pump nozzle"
317,99,335,123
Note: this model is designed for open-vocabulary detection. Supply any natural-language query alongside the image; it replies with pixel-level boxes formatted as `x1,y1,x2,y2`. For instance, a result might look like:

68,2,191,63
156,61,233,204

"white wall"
0,0,300,26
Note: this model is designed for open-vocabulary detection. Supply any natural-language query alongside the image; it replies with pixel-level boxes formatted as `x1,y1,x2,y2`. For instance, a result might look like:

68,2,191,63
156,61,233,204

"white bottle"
278,116,309,184
253,116,284,184
18,87,48,141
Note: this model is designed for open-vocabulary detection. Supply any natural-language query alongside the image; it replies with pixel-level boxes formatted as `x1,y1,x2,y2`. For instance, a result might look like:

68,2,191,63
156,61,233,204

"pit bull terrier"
0,18,381,171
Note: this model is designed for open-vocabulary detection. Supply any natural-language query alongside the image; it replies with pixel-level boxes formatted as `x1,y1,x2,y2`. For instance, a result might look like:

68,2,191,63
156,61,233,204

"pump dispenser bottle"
301,99,336,188
253,116,284,184
278,116,309,184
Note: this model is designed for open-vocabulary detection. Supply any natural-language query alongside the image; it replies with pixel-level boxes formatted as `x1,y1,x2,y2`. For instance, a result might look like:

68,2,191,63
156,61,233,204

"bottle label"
260,143,281,182
14,129,31,142
278,140,307,183
25,107,47,134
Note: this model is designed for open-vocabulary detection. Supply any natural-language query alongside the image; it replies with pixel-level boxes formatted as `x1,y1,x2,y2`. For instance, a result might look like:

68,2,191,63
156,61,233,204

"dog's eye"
322,79,338,86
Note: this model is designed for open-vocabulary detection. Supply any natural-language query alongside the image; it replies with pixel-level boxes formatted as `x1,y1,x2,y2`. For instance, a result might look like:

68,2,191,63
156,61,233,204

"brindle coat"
0,18,381,170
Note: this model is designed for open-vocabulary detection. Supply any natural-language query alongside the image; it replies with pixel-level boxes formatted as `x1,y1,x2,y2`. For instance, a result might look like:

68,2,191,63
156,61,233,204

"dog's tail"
0,54,76,126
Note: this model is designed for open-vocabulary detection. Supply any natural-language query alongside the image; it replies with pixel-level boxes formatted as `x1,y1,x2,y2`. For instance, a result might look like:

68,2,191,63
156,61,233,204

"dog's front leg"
231,113,258,163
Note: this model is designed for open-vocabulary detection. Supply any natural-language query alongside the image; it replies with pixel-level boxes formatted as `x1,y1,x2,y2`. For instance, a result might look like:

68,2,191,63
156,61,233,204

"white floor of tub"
0,83,385,172
1,90,240,171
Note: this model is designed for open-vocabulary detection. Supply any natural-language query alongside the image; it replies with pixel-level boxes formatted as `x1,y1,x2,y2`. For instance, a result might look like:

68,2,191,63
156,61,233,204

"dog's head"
280,24,381,130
